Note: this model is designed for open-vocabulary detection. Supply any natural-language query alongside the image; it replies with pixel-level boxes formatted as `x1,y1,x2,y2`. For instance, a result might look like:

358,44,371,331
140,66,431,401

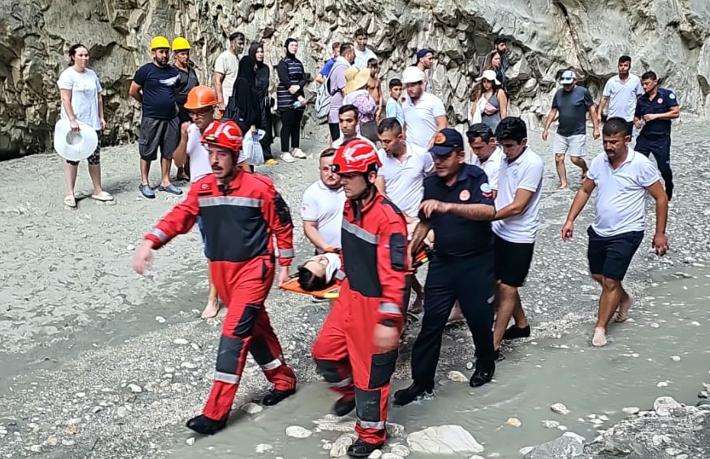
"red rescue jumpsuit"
312,192,408,444
145,171,297,421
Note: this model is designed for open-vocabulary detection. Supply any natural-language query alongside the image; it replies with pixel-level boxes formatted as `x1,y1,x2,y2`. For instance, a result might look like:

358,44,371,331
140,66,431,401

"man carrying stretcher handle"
132,120,297,435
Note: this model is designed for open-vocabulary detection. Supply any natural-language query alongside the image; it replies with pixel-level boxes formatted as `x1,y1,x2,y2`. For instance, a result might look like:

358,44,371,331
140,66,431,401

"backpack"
315,61,347,120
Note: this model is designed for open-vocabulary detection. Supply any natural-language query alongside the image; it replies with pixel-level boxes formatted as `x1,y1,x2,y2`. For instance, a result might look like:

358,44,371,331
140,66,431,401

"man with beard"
414,48,434,93
597,55,643,135
562,117,669,346
171,36,199,181
401,67,447,149
301,148,346,254
129,36,182,198
214,32,245,113
394,128,497,407
133,119,298,435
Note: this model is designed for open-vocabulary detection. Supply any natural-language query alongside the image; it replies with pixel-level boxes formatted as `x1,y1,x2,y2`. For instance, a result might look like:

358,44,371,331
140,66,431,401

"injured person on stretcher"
298,252,342,291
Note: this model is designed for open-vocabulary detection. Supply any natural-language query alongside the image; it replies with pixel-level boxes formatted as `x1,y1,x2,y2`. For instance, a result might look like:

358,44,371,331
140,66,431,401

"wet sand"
0,121,708,457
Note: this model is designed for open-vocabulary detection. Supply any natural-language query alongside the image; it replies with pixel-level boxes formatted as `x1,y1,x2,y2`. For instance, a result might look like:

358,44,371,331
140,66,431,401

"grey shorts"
139,117,180,161
553,133,586,157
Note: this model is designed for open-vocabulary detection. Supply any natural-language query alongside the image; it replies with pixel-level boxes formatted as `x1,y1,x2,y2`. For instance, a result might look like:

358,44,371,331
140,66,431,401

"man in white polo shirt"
491,117,544,356
401,66,447,149
467,123,503,198
597,56,643,136
562,117,669,347
375,117,434,313
301,148,346,254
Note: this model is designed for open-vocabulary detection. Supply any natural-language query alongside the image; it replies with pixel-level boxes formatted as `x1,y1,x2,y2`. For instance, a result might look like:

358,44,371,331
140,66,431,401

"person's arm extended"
214,72,225,108
172,122,190,167
421,200,495,221
646,180,669,255
60,88,80,131
498,89,508,118
435,115,447,130
645,105,680,121
589,103,600,139
560,178,595,240
597,95,609,122
409,219,432,258
303,220,336,253
541,107,557,140
128,82,142,104
493,188,535,220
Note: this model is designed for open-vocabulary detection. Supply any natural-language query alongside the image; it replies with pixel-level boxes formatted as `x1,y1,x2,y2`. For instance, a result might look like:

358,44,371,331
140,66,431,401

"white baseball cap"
401,66,426,84
53,118,98,161
559,70,576,84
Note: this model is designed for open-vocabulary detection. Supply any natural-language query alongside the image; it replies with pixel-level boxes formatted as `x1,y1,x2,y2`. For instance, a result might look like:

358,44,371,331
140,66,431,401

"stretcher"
280,277,340,299
280,247,434,299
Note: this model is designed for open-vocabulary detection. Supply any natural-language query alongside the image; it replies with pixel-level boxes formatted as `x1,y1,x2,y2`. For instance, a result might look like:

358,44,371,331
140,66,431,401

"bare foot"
613,294,635,323
592,327,608,347
201,300,221,319
558,185,570,191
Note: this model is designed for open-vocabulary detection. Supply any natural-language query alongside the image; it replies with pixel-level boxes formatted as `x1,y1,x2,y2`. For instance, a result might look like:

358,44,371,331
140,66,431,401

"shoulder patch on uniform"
480,182,493,198
669,93,676,99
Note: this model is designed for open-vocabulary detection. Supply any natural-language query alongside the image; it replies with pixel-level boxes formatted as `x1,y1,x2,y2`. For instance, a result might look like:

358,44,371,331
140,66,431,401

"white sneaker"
281,152,296,163
292,148,307,159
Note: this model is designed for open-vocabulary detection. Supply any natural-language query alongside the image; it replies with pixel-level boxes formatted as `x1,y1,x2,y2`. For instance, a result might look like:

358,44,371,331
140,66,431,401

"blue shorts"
587,227,643,281
197,216,208,258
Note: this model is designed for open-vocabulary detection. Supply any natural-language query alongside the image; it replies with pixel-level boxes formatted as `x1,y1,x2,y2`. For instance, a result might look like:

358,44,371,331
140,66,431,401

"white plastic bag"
243,130,265,166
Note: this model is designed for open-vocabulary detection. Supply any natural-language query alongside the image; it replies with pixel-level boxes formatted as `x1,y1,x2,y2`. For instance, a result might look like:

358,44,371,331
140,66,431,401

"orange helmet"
184,85,218,110
332,139,381,174
201,120,243,152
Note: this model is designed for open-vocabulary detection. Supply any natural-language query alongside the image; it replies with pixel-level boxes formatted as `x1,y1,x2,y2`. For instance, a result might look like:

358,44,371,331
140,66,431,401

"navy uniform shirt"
420,164,495,258
635,87,678,137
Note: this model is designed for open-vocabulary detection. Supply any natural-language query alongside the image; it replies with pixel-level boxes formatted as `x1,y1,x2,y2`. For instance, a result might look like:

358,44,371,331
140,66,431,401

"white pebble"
173,338,189,345
447,371,467,382
127,384,142,393
255,443,273,453
155,316,166,323
286,425,312,438
671,355,681,362
550,402,571,415
186,437,195,446
505,417,522,427
241,402,263,414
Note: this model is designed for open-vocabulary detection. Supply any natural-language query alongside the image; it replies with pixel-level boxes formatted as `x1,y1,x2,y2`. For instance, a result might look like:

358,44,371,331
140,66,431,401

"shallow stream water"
171,266,710,458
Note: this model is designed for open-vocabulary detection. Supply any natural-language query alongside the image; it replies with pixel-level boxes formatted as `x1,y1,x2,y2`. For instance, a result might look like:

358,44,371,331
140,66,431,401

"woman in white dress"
57,44,113,207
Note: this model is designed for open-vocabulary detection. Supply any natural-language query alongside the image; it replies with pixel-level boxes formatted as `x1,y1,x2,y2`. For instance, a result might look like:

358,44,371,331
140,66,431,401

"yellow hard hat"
172,36,191,52
150,36,170,50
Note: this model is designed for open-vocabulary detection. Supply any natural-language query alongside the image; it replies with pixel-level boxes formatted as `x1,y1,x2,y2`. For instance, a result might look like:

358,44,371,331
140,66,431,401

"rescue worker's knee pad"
314,359,342,383
228,304,262,338
368,349,398,389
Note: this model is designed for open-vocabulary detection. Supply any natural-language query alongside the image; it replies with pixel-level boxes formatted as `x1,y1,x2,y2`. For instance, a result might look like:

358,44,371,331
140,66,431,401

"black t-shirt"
420,164,495,258
133,62,179,119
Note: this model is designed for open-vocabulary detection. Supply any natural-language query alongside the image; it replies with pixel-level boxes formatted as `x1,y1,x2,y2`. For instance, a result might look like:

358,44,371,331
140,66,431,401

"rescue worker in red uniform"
311,139,409,458
132,120,297,435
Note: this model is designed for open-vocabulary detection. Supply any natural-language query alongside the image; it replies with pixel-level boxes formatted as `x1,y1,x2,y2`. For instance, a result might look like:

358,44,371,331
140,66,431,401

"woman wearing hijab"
227,54,261,137
249,42,275,164
276,38,308,163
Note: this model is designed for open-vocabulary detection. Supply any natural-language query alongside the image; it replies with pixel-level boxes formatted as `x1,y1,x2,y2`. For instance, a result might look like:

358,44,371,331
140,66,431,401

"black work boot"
186,414,228,435
262,388,296,406
347,438,384,458
469,361,495,387
393,381,434,406
333,396,356,416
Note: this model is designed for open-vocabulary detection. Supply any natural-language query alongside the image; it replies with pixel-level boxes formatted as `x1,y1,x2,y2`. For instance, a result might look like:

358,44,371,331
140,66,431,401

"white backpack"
315,62,347,120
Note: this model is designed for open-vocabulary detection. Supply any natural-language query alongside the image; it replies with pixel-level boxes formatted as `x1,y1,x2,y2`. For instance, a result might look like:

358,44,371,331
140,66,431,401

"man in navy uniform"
394,128,497,406
634,71,680,200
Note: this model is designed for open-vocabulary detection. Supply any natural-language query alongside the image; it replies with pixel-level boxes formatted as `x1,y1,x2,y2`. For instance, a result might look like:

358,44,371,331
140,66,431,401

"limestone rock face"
1,0,708,158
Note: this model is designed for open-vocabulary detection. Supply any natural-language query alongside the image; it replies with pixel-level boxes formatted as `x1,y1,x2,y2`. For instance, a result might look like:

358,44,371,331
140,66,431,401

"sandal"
91,191,114,202
64,195,77,208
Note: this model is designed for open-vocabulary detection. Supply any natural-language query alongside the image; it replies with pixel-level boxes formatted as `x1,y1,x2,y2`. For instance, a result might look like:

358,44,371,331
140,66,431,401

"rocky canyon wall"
0,0,708,158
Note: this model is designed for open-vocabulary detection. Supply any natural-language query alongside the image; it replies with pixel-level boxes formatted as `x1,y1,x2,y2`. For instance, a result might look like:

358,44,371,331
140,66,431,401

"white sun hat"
53,118,98,161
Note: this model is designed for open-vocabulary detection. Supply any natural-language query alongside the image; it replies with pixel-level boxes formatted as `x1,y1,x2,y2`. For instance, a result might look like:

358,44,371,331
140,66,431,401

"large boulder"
0,0,708,159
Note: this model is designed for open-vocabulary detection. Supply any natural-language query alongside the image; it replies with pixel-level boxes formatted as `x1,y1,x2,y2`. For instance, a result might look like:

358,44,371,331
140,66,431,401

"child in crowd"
385,78,404,125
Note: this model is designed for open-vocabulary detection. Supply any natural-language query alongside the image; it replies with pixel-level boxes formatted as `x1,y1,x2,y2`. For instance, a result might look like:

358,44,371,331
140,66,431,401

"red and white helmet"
332,139,381,174
201,120,243,152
